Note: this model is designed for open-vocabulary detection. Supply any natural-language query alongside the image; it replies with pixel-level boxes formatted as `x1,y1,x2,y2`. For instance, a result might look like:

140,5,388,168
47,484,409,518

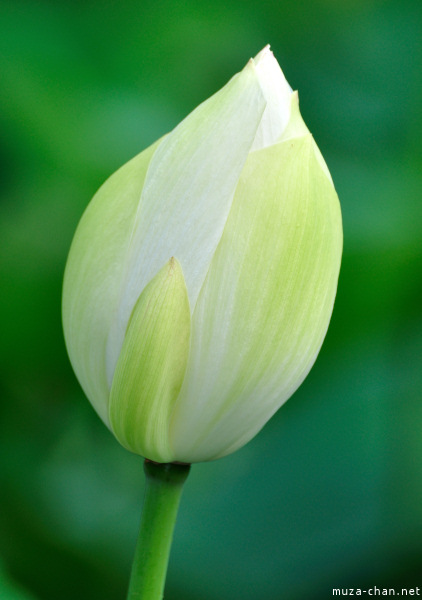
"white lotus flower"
62,45,342,463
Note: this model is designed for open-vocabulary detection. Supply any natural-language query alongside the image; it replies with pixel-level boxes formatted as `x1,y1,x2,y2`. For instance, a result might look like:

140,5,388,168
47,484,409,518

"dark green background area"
1,0,421,598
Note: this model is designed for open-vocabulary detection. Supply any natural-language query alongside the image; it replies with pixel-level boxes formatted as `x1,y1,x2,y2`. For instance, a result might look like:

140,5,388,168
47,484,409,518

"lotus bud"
62,45,342,464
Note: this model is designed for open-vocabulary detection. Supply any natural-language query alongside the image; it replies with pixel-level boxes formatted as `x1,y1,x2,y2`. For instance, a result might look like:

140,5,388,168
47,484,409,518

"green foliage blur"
1,0,421,598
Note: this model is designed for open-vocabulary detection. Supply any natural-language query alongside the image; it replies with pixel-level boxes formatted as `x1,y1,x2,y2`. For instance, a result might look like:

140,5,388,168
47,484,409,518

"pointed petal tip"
249,45,294,149
253,44,272,65
167,256,183,277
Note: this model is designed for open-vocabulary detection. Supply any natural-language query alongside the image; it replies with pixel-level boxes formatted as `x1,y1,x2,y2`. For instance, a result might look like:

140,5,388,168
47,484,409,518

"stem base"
127,460,190,600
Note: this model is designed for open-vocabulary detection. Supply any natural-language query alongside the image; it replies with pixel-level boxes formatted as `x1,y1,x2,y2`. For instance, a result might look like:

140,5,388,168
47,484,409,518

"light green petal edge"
279,91,309,141
170,135,343,463
62,140,160,425
109,258,190,463
105,59,266,386
280,91,333,184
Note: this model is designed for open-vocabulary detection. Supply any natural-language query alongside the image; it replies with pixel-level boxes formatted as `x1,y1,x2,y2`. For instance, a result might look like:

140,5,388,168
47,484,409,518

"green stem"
127,460,191,600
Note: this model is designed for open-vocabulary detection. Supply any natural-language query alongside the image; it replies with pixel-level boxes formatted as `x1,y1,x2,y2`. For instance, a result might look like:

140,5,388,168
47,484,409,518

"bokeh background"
1,0,421,598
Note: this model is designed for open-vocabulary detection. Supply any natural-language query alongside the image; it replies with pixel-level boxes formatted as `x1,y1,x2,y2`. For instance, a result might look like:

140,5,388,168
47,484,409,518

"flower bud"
62,45,342,463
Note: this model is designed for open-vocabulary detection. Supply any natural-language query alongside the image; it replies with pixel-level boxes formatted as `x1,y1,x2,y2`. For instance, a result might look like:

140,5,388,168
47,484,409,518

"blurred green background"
1,0,421,598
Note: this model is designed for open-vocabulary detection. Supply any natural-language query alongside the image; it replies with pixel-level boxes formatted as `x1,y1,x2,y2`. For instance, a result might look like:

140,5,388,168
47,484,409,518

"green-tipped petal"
105,60,266,382
170,135,342,462
109,258,190,463
62,141,159,425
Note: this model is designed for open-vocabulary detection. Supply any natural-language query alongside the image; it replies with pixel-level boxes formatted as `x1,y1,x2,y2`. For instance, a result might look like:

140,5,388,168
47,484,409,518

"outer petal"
109,258,190,463
170,135,343,463
105,60,266,385
62,141,159,424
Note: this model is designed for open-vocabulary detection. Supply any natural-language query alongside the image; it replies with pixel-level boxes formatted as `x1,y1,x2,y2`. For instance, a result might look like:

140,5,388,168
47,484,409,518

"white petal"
251,45,293,150
105,60,265,385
